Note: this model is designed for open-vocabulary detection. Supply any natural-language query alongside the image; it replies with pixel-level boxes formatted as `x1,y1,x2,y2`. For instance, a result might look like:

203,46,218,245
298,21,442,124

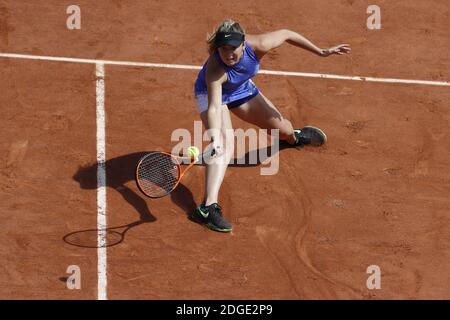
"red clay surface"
1,0,449,299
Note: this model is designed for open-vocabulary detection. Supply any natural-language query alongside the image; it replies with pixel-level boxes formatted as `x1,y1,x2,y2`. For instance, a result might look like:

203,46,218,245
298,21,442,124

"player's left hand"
321,44,351,57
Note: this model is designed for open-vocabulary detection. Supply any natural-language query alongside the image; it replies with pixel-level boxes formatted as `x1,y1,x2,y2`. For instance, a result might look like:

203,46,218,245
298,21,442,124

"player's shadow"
66,144,290,246
227,141,291,167
71,144,290,214
174,143,291,216
67,152,198,247
72,152,157,222
67,152,153,248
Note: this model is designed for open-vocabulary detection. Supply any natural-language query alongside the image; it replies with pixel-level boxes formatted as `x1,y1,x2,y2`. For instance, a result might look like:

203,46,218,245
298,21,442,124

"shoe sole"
190,212,233,233
206,223,232,233
302,126,328,146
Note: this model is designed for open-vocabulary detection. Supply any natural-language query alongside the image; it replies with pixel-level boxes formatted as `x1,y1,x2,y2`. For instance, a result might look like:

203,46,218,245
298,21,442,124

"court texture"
0,0,449,299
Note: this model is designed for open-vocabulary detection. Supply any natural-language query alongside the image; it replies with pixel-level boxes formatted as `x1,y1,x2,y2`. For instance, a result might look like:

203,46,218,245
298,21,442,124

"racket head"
135,151,182,198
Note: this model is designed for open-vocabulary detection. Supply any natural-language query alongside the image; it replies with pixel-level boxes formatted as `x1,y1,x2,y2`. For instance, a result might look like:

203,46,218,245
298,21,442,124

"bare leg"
200,106,234,206
231,92,297,144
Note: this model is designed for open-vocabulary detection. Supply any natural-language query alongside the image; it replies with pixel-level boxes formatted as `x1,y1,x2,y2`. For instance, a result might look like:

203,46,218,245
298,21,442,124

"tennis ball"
187,146,200,159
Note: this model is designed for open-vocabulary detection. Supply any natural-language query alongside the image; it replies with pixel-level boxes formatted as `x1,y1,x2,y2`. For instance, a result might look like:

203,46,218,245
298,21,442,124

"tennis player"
191,19,351,232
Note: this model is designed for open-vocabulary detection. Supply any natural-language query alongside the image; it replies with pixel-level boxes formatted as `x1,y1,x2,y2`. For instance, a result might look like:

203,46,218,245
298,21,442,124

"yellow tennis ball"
187,146,200,159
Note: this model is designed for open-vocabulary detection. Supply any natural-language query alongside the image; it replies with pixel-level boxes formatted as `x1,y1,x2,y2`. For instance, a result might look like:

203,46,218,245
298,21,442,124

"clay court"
1,0,449,299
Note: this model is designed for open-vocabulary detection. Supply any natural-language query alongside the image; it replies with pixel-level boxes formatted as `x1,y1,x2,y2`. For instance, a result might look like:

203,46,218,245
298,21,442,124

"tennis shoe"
191,203,232,232
292,126,327,147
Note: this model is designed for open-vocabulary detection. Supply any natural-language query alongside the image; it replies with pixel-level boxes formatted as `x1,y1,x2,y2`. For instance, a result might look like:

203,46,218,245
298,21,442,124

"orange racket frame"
135,151,199,198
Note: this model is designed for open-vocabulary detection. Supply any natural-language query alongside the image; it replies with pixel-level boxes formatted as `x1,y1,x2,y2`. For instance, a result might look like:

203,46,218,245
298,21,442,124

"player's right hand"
212,139,223,157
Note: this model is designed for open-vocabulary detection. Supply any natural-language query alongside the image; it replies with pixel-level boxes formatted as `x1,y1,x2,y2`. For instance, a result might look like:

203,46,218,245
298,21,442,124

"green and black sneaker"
191,203,232,233
292,126,327,147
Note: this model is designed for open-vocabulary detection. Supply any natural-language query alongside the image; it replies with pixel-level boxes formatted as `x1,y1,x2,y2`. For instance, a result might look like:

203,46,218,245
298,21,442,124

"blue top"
194,43,260,104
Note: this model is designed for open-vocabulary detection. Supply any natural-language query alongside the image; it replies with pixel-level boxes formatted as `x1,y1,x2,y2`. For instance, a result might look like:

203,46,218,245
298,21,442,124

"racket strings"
137,152,180,197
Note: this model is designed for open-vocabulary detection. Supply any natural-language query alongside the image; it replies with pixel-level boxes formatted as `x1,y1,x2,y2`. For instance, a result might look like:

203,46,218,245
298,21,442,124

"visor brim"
215,39,244,48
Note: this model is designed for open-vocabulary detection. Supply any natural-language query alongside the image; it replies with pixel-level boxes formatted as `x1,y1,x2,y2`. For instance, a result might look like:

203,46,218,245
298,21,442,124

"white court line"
96,63,107,301
0,52,201,71
258,69,450,86
0,52,449,87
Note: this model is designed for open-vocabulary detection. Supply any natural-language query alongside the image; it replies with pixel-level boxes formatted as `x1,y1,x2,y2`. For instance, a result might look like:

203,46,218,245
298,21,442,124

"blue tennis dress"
194,43,260,113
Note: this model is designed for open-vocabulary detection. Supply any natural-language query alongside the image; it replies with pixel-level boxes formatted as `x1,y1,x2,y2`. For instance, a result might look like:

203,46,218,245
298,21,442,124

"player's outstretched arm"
249,29,351,58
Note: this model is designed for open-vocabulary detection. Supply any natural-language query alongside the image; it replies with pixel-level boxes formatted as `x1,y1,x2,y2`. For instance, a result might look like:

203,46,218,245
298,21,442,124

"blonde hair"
207,19,245,54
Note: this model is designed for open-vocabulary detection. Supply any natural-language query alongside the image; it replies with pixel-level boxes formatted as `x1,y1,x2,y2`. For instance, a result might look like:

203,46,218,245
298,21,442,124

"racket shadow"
63,220,146,248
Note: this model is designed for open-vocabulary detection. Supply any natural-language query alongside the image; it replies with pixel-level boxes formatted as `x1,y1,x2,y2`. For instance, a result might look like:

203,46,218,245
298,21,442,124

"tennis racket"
135,150,206,198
